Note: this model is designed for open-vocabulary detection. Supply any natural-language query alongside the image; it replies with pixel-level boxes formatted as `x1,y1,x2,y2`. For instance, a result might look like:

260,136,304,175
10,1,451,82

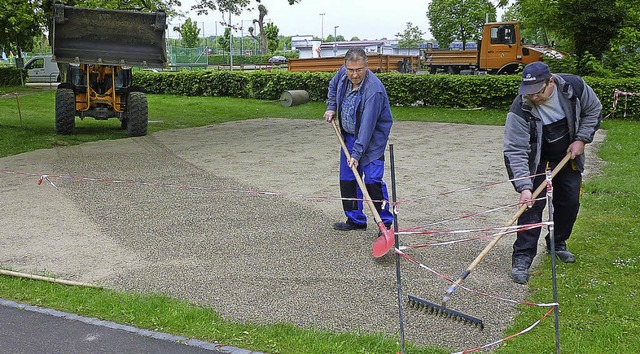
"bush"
0,67,27,87
133,70,640,120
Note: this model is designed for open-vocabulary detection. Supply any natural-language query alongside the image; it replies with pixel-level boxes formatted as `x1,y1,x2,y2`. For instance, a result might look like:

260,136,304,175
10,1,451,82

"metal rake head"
408,295,484,330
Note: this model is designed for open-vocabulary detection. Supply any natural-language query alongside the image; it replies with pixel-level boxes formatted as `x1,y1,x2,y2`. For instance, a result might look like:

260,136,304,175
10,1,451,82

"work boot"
547,243,576,263
511,256,532,284
333,220,367,231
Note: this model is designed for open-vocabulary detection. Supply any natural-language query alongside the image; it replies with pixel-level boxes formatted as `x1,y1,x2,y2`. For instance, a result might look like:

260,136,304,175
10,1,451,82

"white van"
24,55,60,83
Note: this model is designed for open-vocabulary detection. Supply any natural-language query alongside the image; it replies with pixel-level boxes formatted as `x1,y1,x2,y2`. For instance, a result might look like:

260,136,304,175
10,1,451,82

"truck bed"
423,49,478,66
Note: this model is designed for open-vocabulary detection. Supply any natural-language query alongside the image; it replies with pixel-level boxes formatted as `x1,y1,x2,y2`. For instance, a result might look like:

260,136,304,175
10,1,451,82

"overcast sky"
173,0,435,41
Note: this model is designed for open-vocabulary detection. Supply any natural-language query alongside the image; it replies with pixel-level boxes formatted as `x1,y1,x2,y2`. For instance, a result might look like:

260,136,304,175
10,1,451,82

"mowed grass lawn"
1,86,639,353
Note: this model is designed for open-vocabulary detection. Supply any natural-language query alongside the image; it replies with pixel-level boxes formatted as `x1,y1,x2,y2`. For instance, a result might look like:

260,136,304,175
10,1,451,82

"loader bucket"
52,4,167,67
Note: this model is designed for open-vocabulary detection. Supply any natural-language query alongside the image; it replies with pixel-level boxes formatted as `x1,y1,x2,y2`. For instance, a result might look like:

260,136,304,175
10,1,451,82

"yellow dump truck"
423,21,566,74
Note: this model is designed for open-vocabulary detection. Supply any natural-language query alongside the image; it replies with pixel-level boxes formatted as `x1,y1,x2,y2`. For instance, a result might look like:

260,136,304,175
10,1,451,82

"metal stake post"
546,167,561,353
15,93,23,128
389,144,405,354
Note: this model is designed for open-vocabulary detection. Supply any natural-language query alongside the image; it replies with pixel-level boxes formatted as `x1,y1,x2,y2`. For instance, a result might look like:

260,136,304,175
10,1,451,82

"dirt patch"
0,119,605,350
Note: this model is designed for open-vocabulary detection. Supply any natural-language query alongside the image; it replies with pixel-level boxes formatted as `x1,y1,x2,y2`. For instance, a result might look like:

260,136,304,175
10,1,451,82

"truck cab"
422,21,566,75
478,22,535,74
478,22,566,74
24,55,60,83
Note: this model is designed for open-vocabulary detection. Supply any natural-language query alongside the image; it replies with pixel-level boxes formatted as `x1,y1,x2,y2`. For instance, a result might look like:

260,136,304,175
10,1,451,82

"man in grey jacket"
504,62,601,284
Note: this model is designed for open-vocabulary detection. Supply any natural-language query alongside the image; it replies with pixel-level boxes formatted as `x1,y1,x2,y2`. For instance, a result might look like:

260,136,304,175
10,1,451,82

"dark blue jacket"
326,66,393,166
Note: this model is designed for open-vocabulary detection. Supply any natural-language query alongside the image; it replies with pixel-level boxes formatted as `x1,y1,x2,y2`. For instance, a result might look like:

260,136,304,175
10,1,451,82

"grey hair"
344,48,368,65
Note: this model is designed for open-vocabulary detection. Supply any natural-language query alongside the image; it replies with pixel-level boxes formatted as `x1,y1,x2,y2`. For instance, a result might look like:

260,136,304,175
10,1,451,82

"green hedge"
133,70,640,119
0,67,27,86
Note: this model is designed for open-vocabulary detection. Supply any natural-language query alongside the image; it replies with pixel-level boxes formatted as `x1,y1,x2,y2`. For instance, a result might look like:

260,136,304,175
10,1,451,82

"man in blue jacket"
504,62,601,284
323,48,394,234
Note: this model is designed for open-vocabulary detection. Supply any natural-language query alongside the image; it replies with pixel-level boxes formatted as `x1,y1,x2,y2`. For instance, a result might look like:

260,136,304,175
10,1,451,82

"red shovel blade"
372,226,395,258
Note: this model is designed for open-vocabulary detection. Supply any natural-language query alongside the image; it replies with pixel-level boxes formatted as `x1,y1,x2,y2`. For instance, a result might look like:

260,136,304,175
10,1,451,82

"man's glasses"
346,66,366,74
526,80,550,97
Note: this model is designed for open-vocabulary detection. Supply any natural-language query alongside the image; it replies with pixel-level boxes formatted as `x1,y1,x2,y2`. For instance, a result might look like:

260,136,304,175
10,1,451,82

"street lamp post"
333,25,339,57
319,13,325,41
229,11,233,71
201,22,205,48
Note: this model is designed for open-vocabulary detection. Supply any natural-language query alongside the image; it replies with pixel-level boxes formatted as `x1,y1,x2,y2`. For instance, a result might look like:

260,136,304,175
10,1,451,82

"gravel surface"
0,119,604,351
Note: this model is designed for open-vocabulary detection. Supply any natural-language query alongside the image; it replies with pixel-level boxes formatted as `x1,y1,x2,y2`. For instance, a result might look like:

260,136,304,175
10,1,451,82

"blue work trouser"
339,134,394,227
513,159,582,261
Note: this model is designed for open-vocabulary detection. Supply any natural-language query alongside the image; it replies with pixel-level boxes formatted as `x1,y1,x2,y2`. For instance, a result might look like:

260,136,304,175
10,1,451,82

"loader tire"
126,92,148,137
55,88,75,135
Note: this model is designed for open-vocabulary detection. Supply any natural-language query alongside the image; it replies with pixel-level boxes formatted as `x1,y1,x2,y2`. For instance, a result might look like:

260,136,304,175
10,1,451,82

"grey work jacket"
503,74,602,193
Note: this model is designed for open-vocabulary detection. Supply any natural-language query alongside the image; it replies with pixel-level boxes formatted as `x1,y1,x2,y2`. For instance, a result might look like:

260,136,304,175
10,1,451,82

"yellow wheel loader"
52,4,167,136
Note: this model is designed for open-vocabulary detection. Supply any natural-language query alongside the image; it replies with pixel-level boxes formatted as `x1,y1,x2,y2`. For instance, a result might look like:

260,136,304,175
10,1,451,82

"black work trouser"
513,159,582,261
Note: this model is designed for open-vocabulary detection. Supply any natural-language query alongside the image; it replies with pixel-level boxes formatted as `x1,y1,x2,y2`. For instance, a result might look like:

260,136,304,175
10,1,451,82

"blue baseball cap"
519,62,552,95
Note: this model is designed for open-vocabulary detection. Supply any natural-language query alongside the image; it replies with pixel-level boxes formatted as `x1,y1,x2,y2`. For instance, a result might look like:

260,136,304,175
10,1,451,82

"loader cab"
62,63,134,119
69,65,130,93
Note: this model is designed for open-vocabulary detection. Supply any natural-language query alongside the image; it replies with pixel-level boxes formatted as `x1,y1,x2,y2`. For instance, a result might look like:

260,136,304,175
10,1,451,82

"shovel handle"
331,119,385,226
443,152,572,304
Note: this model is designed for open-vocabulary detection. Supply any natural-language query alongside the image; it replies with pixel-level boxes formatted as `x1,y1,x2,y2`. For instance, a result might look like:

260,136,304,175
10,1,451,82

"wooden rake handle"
442,152,572,304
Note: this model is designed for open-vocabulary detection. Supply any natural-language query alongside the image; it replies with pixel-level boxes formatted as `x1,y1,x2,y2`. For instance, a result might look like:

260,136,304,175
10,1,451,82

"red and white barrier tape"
395,173,545,205
2,169,350,202
37,174,57,189
3,167,544,216
612,89,640,119
398,222,552,249
399,201,519,232
452,308,555,354
396,249,557,307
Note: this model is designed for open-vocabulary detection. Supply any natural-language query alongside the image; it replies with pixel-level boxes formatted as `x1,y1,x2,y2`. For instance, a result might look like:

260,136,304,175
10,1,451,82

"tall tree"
217,26,231,53
509,0,627,59
192,1,302,55
248,4,268,54
503,0,560,45
0,0,46,58
264,22,279,53
63,0,182,11
611,0,640,53
192,0,301,17
396,22,425,48
427,0,496,49
606,0,640,77
176,18,201,47
554,0,624,59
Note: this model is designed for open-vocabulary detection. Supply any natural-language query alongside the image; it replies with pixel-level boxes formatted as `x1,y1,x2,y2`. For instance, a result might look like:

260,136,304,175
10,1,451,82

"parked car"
24,55,60,83
268,55,288,65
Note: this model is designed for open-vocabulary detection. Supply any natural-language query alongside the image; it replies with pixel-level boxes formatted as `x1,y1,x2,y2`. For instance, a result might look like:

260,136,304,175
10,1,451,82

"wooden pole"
0,269,100,288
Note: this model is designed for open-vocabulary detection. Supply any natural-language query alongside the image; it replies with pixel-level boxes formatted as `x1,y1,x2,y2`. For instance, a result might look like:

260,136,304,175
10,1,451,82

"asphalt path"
0,298,261,354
